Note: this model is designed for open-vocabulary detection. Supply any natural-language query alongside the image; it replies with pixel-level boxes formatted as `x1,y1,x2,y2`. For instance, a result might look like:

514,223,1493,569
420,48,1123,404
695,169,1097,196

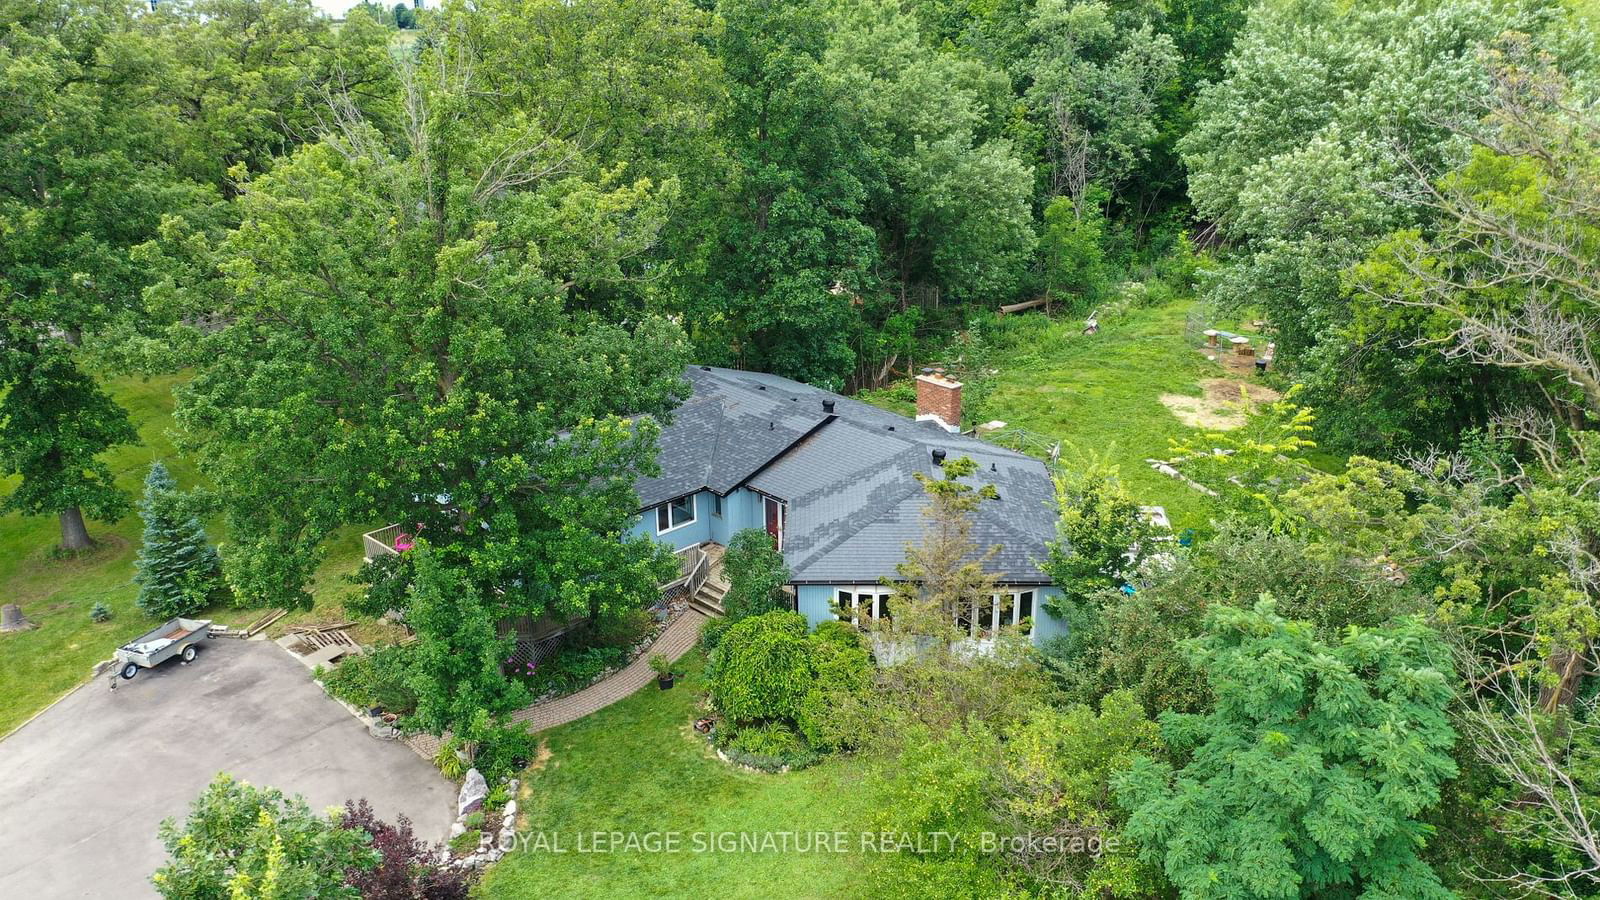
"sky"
307,0,352,16
310,0,412,17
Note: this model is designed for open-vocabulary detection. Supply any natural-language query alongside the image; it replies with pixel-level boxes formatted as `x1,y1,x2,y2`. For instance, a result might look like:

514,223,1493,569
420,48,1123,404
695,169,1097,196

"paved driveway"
0,639,455,898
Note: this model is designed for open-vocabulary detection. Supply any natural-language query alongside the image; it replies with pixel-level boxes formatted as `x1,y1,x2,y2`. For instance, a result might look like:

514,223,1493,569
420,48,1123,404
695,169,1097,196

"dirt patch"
42,533,131,566
1160,378,1281,430
527,741,553,772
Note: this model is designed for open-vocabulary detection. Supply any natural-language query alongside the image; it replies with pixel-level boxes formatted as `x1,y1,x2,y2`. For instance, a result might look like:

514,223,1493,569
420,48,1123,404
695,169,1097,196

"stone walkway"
404,609,708,760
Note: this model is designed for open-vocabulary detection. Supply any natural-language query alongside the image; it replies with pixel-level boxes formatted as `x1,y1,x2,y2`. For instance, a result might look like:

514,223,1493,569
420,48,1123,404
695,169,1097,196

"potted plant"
649,653,675,690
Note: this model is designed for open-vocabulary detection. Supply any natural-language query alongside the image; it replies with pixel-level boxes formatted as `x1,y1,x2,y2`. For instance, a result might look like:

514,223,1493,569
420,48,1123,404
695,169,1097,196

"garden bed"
515,596,688,703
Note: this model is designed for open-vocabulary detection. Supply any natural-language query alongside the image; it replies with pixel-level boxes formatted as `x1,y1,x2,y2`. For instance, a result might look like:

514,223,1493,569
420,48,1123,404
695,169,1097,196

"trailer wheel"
181,645,198,663
120,663,140,680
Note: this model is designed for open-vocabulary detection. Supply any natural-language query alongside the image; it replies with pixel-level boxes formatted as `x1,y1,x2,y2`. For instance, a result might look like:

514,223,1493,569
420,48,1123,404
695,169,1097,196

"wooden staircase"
688,543,728,617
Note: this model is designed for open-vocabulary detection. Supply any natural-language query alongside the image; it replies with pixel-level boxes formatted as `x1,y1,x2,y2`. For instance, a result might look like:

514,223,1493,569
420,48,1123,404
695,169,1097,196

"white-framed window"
957,589,1035,636
712,493,724,518
655,495,696,534
835,586,892,623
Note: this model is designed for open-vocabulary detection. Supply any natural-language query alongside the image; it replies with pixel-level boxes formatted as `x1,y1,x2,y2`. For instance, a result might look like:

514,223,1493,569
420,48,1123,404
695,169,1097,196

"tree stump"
0,604,37,633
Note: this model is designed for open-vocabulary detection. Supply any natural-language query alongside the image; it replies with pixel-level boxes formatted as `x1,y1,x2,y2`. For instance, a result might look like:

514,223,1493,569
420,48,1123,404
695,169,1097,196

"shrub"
485,783,511,812
322,646,417,715
707,610,812,724
340,799,467,899
153,774,375,899
811,619,864,651
722,528,791,620
349,552,415,620
468,721,538,783
797,628,874,751
721,722,821,772
434,740,467,780
699,616,732,653
89,602,112,623
462,811,485,830
649,653,672,676
581,607,656,649
524,645,627,697
730,721,806,756
1040,194,1109,312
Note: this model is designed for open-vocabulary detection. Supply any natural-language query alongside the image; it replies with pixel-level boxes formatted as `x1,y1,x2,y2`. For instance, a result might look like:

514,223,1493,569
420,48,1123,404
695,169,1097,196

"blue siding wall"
795,583,1067,645
628,491,709,551
631,487,769,552
796,584,836,629
1030,586,1067,645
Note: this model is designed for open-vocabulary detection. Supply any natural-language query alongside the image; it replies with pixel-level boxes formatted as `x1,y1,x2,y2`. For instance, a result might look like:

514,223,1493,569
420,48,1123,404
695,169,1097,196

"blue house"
629,366,1067,645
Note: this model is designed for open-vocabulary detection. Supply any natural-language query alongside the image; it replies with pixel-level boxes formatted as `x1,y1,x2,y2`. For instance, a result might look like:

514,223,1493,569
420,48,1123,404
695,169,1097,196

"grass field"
0,374,198,735
0,375,378,737
480,652,876,900
861,299,1228,531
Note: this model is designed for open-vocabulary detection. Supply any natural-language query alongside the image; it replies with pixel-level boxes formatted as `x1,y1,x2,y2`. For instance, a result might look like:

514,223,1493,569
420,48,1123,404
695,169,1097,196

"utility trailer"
114,617,212,680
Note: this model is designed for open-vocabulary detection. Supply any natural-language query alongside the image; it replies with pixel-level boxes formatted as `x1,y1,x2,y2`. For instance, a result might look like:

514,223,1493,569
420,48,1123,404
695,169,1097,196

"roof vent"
991,462,997,472
822,399,835,413
758,385,767,391
770,421,775,430
700,365,711,371
932,448,947,466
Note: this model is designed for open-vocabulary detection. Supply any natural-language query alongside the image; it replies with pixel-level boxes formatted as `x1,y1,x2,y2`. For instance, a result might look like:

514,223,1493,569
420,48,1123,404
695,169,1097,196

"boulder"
501,799,517,821
457,767,488,817
449,822,466,839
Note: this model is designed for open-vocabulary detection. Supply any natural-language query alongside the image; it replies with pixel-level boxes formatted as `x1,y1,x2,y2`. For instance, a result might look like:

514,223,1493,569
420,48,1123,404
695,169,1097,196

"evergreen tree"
133,462,220,619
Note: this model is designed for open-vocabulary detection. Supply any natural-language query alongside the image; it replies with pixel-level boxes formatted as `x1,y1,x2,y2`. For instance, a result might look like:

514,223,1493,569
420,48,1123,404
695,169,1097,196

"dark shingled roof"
638,366,1058,585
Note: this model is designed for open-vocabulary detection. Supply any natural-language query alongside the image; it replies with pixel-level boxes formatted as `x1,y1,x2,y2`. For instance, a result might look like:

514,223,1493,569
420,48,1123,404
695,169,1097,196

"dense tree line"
2,0,1234,552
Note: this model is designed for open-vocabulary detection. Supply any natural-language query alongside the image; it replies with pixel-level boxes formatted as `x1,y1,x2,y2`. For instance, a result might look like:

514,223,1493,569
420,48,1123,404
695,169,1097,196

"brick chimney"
915,372,962,433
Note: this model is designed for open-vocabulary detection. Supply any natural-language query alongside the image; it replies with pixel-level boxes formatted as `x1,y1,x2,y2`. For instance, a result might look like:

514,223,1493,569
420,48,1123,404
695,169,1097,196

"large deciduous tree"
154,0,400,196
1181,0,1593,452
710,0,879,387
165,9,689,613
0,0,199,550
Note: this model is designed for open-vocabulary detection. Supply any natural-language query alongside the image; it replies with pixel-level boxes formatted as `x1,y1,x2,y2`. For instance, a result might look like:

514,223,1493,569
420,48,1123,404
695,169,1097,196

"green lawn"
863,299,1225,532
0,375,380,737
0,374,199,735
481,653,876,900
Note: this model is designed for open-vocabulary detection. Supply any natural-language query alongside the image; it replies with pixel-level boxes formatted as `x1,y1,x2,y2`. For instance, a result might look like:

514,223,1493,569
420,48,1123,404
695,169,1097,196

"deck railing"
362,524,405,562
658,544,709,600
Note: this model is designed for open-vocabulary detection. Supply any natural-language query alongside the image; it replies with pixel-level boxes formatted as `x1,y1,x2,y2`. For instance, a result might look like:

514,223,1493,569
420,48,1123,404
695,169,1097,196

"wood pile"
285,622,357,655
